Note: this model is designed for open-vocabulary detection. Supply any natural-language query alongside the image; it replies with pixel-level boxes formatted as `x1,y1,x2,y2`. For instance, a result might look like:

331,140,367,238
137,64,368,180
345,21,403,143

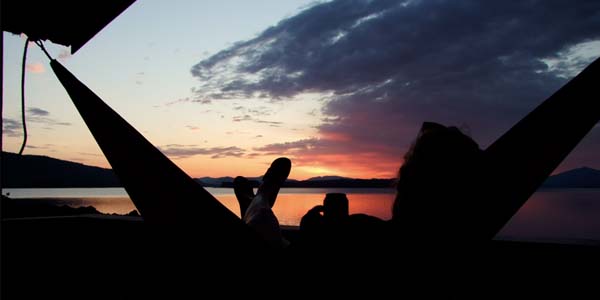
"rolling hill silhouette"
2,152,120,188
2,151,599,188
542,167,600,188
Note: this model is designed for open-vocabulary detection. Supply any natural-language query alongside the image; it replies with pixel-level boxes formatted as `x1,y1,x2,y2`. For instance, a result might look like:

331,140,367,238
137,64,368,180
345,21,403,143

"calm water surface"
3,187,600,244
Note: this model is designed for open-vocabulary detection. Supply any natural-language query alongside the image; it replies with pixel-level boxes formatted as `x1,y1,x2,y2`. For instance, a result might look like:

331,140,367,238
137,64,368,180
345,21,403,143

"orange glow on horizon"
320,132,352,142
24,148,401,180
82,150,400,180
290,152,401,179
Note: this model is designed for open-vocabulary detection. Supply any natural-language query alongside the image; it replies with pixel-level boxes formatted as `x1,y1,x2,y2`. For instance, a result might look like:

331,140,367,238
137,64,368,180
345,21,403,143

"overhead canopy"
2,0,136,53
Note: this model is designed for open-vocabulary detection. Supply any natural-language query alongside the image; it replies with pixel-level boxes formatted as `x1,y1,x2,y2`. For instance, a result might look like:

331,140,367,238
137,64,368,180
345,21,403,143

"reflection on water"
498,189,600,243
1,188,396,221
217,192,395,226
44,197,137,215
3,187,599,243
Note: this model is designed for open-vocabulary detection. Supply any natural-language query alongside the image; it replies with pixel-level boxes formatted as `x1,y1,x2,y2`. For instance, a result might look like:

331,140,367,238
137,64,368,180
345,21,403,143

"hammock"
49,57,600,242
50,59,266,250
483,57,600,238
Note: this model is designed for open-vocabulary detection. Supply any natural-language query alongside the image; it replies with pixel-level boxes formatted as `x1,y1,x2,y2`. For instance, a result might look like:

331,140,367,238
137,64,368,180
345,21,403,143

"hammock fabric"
483,57,600,238
50,59,266,250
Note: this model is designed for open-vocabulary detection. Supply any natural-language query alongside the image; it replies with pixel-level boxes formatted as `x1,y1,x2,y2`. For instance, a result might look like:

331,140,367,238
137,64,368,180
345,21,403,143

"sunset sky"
3,0,600,180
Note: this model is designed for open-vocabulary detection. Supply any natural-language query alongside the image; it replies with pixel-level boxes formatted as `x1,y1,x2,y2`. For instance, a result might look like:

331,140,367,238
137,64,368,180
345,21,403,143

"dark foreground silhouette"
51,55,600,246
1,195,139,218
3,57,600,296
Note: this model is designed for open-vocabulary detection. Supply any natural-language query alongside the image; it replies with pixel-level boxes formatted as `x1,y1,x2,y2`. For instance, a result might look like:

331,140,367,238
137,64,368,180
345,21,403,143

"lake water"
3,187,600,244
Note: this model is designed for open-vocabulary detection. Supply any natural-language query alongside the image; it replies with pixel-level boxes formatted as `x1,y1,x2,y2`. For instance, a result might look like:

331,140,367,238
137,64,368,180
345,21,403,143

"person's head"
392,122,483,236
323,193,349,221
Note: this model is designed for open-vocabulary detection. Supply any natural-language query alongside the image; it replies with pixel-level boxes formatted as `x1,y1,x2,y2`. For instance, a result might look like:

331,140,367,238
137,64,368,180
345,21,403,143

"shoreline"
1,195,139,218
3,194,600,247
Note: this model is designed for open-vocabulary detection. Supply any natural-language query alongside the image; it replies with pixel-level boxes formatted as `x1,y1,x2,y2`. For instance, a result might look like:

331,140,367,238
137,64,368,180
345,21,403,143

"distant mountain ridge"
2,152,121,188
542,167,600,188
196,176,236,187
306,176,348,181
2,151,599,188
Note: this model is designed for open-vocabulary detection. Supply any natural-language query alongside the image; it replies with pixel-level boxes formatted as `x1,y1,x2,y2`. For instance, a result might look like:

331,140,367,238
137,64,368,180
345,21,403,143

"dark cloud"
2,115,69,137
3,118,22,137
58,49,71,60
247,106,273,117
159,145,246,159
164,143,197,147
165,97,191,106
195,99,212,104
232,114,283,126
28,107,49,116
25,144,57,150
17,108,72,128
245,153,262,158
165,95,213,106
232,105,273,116
78,152,101,157
192,0,600,174
233,115,252,122
30,116,71,127
23,144,55,150
256,120,282,126
254,138,319,154
253,136,394,161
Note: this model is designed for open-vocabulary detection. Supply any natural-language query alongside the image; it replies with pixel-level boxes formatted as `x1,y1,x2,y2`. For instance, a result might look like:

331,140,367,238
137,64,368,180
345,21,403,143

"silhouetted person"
299,193,349,244
324,193,349,221
297,122,488,251
300,194,390,251
391,122,486,243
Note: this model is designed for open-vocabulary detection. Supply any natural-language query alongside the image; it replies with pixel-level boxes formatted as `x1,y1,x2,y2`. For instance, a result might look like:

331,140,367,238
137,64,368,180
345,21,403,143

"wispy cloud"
24,143,58,150
78,152,101,157
232,115,252,122
3,118,22,137
254,138,319,154
255,120,283,126
165,96,212,106
159,144,246,159
27,107,71,127
232,105,273,116
28,107,49,116
232,114,282,126
3,109,71,136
